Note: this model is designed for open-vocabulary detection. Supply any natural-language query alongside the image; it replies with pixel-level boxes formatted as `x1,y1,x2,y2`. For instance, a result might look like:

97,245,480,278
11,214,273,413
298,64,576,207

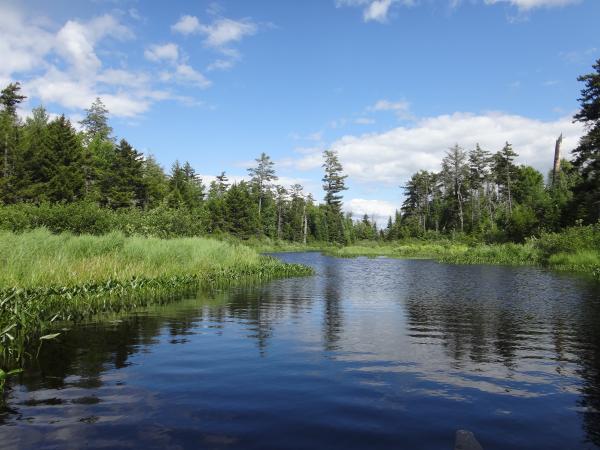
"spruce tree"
492,142,518,216
247,152,278,216
571,58,600,223
80,97,113,144
44,115,85,202
322,150,348,243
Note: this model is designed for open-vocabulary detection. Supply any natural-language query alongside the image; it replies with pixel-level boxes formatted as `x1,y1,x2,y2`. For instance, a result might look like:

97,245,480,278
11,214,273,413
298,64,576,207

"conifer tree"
44,115,85,202
571,58,600,223
492,142,518,216
322,150,348,243
80,98,113,144
247,152,278,216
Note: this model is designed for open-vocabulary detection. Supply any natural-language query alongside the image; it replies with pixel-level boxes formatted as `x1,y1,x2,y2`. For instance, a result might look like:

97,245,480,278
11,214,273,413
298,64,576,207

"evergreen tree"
14,106,49,202
571,58,600,223
102,139,144,208
44,115,85,202
322,150,348,243
80,98,113,144
141,155,168,209
441,145,469,232
225,181,259,238
468,143,492,229
247,152,278,217
0,82,26,117
0,82,26,202
492,142,518,216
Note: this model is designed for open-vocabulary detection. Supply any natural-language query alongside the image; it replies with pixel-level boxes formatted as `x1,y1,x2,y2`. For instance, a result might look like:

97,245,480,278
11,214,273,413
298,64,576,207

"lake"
1,253,600,449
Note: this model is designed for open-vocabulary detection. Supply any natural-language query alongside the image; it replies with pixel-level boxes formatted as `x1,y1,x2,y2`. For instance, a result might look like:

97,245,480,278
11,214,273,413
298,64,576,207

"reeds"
0,229,313,363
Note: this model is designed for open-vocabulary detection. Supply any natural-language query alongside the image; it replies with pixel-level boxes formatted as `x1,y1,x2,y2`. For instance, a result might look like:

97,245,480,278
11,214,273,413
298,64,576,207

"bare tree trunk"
552,133,563,186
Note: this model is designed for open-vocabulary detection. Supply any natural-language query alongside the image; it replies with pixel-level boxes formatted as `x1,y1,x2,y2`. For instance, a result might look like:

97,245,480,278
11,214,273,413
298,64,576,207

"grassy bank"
324,226,600,278
0,229,313,362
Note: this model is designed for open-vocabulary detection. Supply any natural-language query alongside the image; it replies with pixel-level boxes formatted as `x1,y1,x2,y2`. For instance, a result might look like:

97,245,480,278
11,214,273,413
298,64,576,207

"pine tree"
103,139,144,208
441,144,469,232
247,152,278,217
15,106,49,202
322,150,348,243
140,155,168,209
468,143,492,228
44,115,85,202
492,142,518,216
80,98,113,144
0,82,26,202
0,82,27,117
571,58,600,223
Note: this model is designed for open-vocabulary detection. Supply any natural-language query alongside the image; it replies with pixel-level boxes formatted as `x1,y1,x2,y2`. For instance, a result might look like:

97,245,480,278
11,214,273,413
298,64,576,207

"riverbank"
0,229,313,362
254,225,600,278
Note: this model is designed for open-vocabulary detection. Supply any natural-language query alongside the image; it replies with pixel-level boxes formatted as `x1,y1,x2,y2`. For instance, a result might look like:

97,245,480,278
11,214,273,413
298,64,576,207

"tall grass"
323,226,600,278
0,229,313,362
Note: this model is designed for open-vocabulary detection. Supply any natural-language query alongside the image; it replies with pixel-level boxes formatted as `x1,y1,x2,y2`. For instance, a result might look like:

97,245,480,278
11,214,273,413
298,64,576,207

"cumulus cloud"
171,15,202,35
171,14,257,71
144,43,179,62
2,4,209,119
288,111,584,186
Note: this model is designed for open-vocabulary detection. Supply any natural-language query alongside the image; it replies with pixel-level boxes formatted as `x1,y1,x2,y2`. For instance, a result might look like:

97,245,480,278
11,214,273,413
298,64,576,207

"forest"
0,60,599,247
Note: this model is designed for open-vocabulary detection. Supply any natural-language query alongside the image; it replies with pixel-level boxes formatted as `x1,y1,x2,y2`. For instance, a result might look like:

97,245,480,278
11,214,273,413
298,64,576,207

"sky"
1,0,599,223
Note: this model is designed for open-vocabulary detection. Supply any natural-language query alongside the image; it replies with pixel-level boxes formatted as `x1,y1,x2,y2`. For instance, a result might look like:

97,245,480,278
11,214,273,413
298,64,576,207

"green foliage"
571,58,600,223
0,229,313,362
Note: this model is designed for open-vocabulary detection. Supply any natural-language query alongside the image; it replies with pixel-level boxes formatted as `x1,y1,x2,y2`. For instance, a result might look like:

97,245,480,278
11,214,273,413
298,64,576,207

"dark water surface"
2,253,600,449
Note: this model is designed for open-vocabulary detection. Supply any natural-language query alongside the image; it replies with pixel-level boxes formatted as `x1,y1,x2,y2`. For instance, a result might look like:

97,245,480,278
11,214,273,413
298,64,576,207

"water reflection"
1,253,599,449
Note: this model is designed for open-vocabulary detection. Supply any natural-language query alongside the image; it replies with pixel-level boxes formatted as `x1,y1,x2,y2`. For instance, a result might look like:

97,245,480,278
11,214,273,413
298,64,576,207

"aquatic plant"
0,229,313,362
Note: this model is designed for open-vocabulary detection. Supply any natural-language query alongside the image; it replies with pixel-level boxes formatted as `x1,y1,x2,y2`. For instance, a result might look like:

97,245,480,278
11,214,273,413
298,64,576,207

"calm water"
1,253,600,449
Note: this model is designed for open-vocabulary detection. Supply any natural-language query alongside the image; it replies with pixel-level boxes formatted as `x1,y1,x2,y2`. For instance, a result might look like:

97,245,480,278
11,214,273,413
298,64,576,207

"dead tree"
552,133,563,186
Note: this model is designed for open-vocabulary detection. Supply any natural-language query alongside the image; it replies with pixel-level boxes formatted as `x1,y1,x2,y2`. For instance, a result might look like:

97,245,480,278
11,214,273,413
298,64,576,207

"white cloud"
289,111,584,186
201,18,258,48
2,4,208,119
335,0,581,20
207,59,236,71
336,0,415,22
171,14,257,71
171,15,257,49
144,43,179,62
364,0,395,22
0,5,53,78
346,198,399,224
483,0,581,10
171,15,201,35
175,64,212,88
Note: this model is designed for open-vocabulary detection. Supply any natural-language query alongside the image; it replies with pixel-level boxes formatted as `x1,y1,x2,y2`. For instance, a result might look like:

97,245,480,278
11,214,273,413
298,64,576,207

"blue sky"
1,0,599,221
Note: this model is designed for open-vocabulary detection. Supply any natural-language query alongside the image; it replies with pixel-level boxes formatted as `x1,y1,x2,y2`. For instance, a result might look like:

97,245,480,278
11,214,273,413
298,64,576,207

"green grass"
320,228,600,278
0,229,313,362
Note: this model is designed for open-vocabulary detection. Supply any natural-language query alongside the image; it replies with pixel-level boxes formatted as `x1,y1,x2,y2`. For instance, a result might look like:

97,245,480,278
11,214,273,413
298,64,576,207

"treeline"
1,58,598,244
388,59,600,242
0,87,355,243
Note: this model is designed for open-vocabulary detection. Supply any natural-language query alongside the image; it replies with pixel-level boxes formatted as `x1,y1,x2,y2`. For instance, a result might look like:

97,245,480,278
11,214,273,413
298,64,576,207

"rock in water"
455,430,483,450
